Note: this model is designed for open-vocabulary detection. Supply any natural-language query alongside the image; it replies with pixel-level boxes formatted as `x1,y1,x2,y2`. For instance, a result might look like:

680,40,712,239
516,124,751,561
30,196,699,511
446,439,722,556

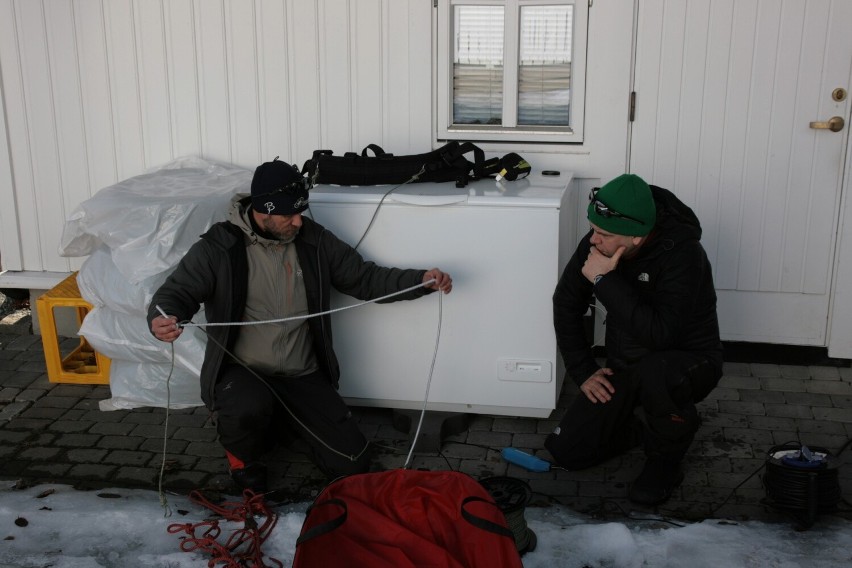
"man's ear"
631,235,646,247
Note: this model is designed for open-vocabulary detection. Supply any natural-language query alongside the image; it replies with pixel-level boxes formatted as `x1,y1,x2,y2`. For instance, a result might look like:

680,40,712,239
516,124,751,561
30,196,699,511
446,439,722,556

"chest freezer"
308,172,575,418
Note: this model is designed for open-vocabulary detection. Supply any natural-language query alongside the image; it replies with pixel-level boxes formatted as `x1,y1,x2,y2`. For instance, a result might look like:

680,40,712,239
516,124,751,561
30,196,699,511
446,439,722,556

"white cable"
178,279,435,328
403,290,442,469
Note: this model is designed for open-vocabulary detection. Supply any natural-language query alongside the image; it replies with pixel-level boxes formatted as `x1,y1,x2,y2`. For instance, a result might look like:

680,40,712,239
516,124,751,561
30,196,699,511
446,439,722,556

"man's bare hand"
152,315,183,343
580,368,616,403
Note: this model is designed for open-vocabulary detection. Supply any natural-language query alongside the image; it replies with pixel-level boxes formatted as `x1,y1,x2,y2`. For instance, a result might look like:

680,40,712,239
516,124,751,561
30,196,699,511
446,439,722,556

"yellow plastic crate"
35,272,111,384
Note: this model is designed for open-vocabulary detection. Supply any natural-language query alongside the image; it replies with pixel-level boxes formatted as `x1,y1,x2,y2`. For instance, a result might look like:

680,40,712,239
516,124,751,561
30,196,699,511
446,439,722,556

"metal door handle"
809,116,845,132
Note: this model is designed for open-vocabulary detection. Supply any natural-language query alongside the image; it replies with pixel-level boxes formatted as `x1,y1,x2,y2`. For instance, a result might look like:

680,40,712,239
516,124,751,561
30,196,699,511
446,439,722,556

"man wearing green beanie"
546,173,723,506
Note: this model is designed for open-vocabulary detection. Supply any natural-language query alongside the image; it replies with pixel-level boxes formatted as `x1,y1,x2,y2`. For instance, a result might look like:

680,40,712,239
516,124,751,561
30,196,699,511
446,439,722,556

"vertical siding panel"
256,0,291,160
385,0,409,152
695,0,735,268
319,0,353,154
225,0,260,166
804,0,849,294
135,0,174,168
16,0,65,270
0,0,26,270
736,4,781,291
194,0,231,162
352,0,383,148
74,0,119,195
45,0,89,271
629,0,664,184
103,0,146,178
762,0,807,292
164,0,202,159
673,0,710,209
287,0,321,162
406,0,432,151
714,1,758,290
652,0,687,190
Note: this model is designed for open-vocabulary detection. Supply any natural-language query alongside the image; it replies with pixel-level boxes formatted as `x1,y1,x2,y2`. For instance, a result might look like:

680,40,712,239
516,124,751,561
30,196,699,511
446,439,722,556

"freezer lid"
309,172,572,208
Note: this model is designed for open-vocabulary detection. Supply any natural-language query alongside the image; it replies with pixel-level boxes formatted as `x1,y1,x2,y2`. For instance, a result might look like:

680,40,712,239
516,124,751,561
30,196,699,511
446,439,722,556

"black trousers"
213,364,371,479
545,351,721,470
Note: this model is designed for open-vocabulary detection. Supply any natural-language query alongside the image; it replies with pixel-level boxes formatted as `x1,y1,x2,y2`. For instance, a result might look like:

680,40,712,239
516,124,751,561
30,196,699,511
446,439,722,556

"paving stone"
0,371,43,388
139,438,189,454
749,363,781,378
68,463,118,481
173,426,218,443
764,403,814,419
739,389,785,404
718,375,761,390
811,406,852,423
66,448,109,463
760,378,807,393
806,381,852,396
24,462,72,478
53,433,102,448
103,450,155,467
491,417,538,434
89,422,137,436
779,365,812,379
783,392,833,406
722,427,775,446
795,419,848,436
48,420,96,433
15,389,49,402
0,387,20,403
18,447,62,461
99,435,145,451
113,466,159,486
0,401,31,421
747,415,799,432
704,387,739,401
717,400,766,416
465,430,512,449
722,362,751,376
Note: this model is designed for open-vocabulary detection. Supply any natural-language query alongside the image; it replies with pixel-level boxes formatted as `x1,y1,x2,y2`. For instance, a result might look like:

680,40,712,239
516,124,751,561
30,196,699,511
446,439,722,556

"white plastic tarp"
60,156,251,410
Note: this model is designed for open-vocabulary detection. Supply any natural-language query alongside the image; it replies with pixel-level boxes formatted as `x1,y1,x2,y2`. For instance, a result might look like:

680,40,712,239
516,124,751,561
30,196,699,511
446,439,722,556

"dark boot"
230,463,268,493
628,455,684,506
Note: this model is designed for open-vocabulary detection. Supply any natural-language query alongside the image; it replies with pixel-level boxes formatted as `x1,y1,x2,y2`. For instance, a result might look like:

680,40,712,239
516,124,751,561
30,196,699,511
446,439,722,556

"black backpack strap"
439,141,486,187
296,498,348,545
361,144,389,157
460,496,515,539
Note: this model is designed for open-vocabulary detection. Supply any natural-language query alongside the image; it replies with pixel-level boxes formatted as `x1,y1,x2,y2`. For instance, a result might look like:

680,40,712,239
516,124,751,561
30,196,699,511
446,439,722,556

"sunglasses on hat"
588,187,646,225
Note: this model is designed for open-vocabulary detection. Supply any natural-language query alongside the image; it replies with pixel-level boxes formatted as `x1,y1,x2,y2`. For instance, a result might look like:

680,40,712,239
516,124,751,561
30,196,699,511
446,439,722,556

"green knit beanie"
587,174,656,236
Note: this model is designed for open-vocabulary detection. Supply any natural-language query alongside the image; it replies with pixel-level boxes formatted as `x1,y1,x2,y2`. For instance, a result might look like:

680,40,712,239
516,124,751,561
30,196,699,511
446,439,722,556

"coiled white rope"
177,279,434,328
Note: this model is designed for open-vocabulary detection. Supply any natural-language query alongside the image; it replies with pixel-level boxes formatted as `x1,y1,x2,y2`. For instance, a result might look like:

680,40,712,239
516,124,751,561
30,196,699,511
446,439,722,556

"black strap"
361,144,389,157
295,498,348,545
460,496,515,539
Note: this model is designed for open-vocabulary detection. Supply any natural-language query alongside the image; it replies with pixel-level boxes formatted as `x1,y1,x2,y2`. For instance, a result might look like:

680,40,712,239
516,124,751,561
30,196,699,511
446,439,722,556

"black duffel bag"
302,142,497,188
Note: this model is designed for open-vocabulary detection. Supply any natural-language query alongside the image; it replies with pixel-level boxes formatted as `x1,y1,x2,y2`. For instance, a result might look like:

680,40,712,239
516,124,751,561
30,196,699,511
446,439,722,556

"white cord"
404,290,442,469
178,279,434,328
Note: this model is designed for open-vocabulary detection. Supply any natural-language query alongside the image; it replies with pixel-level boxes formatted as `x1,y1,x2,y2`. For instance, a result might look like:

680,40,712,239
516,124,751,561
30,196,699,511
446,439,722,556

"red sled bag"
293,469,524,568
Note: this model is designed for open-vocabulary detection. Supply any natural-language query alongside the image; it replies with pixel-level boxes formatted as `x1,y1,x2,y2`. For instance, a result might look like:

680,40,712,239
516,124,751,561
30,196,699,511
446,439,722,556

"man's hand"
423,269,453,294
581,246,625,283
580,368,616,403
152,315,183,343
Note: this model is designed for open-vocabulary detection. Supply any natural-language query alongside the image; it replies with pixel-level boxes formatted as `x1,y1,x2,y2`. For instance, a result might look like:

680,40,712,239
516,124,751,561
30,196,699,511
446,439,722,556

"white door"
629,0,852,346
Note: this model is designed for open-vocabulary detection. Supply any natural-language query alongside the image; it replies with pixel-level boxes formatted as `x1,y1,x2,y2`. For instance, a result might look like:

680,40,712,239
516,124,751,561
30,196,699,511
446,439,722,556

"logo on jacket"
638,272,649,282
264,201,276,214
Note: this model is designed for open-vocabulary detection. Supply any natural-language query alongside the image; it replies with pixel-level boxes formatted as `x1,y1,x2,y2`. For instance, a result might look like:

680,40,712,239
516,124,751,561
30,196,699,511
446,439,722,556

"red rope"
167,489,283,568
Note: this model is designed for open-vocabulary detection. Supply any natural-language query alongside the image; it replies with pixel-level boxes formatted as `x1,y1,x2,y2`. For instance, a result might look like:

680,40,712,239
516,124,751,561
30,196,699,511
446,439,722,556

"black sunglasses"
588,187,646,225
254,179,311,199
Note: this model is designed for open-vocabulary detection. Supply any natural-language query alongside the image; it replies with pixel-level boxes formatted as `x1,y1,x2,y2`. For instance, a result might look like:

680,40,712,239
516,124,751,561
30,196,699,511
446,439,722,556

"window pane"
518,5,572,126
453,6,504,125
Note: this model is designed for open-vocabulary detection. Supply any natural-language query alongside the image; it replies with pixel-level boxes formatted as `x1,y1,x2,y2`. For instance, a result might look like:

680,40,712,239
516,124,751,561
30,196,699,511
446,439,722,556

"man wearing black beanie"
546,173,722,506
147,158,452,493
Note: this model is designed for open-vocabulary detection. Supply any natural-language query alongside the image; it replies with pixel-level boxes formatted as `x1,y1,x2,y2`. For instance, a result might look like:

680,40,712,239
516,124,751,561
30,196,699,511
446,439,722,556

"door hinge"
629,91,636,122
434,0,438,7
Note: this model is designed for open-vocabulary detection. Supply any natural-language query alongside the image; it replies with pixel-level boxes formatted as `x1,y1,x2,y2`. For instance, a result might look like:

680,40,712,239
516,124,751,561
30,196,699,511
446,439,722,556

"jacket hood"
644,185,703,253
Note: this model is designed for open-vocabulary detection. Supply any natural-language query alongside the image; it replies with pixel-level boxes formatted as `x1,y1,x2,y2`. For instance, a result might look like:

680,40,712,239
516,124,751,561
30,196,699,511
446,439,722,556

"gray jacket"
147,195,431,409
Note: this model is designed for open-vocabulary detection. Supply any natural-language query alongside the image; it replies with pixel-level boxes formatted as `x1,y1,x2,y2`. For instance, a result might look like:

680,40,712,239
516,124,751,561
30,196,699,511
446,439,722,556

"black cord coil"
479,476,537,555
763,444,842,527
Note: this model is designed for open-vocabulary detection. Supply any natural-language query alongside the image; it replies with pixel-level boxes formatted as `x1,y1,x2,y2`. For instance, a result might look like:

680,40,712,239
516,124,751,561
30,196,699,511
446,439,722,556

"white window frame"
435,0,588,144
